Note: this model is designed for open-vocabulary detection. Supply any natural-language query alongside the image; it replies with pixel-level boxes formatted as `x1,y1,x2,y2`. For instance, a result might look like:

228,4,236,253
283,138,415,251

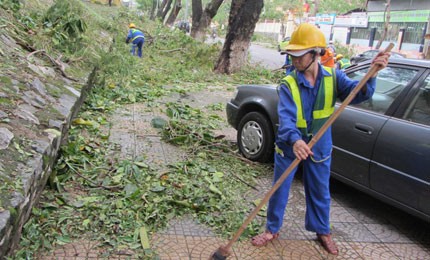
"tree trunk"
312,0,320,17
150,0,158,20
375,0,390,49
191,0,203,36
214,0,263,74
166,0,182,26
190,0,224,40
157,0,168,19
161,0,173,22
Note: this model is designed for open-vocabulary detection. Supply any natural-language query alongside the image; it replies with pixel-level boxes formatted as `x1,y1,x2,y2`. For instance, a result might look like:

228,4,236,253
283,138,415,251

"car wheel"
237,112,275,163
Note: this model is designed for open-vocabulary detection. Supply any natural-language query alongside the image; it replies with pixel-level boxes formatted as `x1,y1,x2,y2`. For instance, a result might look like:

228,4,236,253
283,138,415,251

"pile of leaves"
11,0,278,259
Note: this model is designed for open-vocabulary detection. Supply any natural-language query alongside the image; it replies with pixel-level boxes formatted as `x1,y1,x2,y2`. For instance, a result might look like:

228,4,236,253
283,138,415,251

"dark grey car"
226,58,430,222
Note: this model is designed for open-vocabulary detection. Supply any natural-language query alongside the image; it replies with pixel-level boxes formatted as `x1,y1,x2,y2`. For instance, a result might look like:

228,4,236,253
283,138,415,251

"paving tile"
347,242,399,259
160,216,216,237
231,239,283,260
330,206,360,223
343,206,391,224
151,234,190,259
330,222,379,242
387,218,430,244
364,223,416,243
275,239,324,259
384,242,430,259
333,241,363,259
186,236,226,259
278,221,308,240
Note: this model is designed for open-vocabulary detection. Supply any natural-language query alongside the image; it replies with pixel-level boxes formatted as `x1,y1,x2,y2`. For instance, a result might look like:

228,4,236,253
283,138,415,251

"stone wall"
0,31,97,258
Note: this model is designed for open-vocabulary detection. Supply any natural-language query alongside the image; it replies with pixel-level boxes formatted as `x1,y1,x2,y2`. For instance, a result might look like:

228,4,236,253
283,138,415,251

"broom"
210,43,394,260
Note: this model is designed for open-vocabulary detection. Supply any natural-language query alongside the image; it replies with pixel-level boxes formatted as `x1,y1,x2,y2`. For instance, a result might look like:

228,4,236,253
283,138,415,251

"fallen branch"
74,170,121,192
160,48,185,53
27,49,78,82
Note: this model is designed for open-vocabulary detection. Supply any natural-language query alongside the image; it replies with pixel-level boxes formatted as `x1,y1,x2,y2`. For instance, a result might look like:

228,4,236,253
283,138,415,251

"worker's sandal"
317,234,339,255
251,231,279,247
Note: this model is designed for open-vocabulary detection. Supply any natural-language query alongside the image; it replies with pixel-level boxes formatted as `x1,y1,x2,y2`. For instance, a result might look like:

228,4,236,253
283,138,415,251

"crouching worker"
126,23,145,58
250,23,390,255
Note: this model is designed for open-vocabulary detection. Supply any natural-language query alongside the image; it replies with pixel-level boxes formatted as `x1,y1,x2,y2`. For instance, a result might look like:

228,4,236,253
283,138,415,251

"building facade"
334,0,430,57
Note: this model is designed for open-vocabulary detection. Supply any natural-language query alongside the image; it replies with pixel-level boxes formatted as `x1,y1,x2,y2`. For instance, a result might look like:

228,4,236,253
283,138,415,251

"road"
249,43,285,70
207,38,285,70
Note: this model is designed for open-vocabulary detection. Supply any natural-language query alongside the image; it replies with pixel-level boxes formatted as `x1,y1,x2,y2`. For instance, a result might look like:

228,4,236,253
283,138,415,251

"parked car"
350,49,406,64
278,36,291,52
226,58,430,222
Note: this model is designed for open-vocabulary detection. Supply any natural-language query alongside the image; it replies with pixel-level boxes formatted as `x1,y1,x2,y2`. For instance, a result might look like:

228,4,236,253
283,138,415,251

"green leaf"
44,128,62,137
82,219,91,227
134,161,148,168
56,235,71,245
124,183,138,197
150,184,165,192
209,183,223,196
139,226,150,249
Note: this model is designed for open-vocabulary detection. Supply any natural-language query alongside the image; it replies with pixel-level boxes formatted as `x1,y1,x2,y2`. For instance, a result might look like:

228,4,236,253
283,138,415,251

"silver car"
226,58,430,222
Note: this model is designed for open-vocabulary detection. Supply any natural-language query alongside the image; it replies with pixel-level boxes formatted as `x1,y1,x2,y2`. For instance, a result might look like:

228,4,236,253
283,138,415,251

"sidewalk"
45,86,430,259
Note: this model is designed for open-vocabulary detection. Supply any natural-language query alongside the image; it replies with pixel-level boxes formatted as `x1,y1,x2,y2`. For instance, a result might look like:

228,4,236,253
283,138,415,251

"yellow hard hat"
336,54,344,60
285,23,326,56
129,23,136,28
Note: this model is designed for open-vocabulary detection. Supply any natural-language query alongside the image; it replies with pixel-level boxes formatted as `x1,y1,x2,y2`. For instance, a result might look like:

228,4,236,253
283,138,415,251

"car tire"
237,112,275,163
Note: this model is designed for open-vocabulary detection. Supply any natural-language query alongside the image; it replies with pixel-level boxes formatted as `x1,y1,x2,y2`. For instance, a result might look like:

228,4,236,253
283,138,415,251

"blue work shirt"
126,29,145,44
276,64,376,160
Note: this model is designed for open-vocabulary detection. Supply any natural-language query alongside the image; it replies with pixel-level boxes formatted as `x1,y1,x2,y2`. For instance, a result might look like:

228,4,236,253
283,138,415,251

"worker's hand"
371,51,390,72
293,139,313,160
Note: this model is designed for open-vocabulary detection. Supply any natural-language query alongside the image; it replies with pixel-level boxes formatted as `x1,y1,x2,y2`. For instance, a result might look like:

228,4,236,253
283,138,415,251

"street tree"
258,0,367,21
316,0,366,14
157,0,173,22
214,0,263,74
166,0,182,26
190,0,224,40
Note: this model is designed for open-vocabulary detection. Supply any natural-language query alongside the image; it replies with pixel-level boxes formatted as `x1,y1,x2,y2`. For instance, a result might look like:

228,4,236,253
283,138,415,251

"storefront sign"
316,14,336,25
334,13,368,28
369,10,430,23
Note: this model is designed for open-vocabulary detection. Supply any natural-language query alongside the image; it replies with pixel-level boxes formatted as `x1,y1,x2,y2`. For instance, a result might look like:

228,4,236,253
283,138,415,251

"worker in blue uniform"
336,54,352,70
126,23,145,58
281,51,294,75
251,23,390,255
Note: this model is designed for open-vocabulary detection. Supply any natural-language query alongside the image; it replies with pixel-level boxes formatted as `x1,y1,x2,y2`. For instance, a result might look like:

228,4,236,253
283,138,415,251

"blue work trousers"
131,38,144,58
266,152,332,235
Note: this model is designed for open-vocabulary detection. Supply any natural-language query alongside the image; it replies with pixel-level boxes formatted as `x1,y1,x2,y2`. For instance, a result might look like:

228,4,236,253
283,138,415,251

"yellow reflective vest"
281,67,337,137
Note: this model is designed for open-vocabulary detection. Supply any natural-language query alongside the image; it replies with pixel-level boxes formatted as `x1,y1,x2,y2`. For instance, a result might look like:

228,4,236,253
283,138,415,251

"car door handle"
354,123,374,135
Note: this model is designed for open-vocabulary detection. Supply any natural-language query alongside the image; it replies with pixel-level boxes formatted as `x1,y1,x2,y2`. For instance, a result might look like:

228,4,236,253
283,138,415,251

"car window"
403,75,430,126
391,53,405,58
362,51,376,59
347,66,418,114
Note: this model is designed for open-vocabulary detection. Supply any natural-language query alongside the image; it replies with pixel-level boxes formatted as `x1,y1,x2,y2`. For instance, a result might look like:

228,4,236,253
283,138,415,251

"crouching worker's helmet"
129,23,136,28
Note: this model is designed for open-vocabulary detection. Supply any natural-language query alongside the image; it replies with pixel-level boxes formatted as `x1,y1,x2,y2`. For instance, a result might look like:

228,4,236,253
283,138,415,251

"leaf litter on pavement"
12,1,279,259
